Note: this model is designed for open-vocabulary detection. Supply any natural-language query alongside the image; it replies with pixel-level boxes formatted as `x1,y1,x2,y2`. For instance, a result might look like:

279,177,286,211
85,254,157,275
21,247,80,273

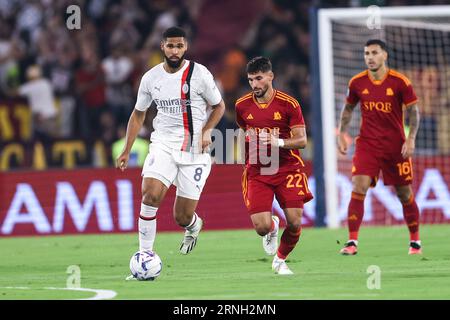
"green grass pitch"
1,224,449,300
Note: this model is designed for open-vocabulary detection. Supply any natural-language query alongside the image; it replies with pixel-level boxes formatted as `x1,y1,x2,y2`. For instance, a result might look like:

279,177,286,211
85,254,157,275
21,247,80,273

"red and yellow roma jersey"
235,90,306,175
346,69,418,153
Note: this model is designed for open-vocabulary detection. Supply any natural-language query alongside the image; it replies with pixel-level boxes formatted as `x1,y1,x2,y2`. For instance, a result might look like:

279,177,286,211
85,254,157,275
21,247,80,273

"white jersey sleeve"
135,72,153,111
199,65,222,106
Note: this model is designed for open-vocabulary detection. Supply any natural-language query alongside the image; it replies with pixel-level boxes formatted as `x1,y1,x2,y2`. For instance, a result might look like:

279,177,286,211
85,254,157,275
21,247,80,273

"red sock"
402,194,420,241
347,192,365,241
277,226,301,260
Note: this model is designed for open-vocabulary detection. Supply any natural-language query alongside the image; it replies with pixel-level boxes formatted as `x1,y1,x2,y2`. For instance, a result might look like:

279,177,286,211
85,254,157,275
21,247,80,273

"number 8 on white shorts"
142,144,212,200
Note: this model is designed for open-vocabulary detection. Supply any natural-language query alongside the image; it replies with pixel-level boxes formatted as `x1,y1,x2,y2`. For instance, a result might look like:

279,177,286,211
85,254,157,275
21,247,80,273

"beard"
253,85,268,98
367,62,381,72
164,53,185,69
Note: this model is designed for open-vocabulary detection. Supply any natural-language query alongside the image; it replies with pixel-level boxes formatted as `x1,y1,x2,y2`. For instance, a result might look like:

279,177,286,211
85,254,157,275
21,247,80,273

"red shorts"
241,167,314,215
352,141,413,186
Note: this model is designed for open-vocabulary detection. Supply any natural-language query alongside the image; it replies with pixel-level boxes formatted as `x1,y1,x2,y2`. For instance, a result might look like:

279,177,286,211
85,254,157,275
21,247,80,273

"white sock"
139,203,157,251
271,216,279,235
349,239,358,246
186,212,199,231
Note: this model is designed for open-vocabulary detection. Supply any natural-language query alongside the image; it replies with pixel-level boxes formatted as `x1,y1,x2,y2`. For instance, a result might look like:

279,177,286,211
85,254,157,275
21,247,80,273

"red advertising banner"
0,165,266,237
0,159,449,237
335,157,450,226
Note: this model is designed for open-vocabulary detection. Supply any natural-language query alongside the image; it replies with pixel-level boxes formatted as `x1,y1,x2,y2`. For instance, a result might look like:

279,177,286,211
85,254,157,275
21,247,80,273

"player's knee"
254,223,271,236
287,220,302,231
173,213,191,227
396,188,412,203
352,177,370,194
255,228,270,236
142,192,162,207
173,207,192,226
352,184,369,195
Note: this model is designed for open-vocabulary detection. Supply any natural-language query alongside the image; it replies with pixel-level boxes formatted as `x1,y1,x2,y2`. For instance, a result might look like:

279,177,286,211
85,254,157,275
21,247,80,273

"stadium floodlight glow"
317,5,450,228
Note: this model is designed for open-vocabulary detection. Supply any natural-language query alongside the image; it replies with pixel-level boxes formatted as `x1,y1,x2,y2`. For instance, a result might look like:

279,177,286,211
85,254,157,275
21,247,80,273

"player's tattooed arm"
337,103,356,155
406,104,420,140
338,103,356,134
402,104,420,158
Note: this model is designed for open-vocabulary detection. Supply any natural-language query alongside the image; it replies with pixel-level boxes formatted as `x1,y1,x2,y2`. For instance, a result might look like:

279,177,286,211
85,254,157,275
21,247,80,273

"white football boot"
263,215,279,255
180,217,203,255
272,255,294,275
125,274,137,281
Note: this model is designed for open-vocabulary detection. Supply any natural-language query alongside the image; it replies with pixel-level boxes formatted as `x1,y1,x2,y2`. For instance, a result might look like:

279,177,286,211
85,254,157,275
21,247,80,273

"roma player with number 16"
337,39,422,255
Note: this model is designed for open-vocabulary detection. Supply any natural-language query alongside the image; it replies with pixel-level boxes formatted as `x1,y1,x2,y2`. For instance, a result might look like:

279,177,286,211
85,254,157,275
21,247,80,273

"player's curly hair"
163,26,186,40
246,56,272,74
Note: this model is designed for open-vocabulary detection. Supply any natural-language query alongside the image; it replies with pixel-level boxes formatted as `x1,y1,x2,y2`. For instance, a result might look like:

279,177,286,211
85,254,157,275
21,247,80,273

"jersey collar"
252,89,276,109
368,68,389,85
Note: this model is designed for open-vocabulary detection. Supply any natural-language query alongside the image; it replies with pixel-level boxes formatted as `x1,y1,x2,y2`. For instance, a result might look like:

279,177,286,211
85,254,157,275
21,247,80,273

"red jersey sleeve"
288,100,305,128
400,81,418,108
235,104,246,129
345,80,359,105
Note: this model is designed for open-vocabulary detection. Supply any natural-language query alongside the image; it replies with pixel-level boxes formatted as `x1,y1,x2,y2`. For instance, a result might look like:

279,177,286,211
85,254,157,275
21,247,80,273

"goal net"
318,6,450,228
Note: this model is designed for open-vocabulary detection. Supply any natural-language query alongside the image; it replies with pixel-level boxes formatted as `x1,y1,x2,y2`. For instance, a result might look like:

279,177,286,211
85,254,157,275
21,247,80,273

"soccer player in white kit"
116,27,225,278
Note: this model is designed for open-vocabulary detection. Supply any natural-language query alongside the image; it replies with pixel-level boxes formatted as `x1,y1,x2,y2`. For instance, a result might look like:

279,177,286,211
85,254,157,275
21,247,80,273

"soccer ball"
129,250,162,281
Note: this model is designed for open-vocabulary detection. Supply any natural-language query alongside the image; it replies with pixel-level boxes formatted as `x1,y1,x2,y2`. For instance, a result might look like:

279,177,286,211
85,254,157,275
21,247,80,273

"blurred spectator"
0,19,12,69
145,2,196,48
35,13,71,63
87,0,110,23
217,47,247,95
2,0,446,171
215,46,247,135
17,65,59,141
102,46,134,126
43,45,77,138
112,125,149,167
0,20,24,95
109,15,142,53
146,8,178,48
75,46,106,140
100,111,117,146
133,41,164,89
15,0,43,48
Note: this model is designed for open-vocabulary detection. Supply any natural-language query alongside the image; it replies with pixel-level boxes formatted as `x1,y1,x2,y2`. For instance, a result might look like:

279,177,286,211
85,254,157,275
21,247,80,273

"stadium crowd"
0,0,447,169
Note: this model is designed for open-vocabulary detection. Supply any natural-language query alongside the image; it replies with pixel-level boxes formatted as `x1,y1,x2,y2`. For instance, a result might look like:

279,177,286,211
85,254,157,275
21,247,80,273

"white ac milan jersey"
135,60,222,153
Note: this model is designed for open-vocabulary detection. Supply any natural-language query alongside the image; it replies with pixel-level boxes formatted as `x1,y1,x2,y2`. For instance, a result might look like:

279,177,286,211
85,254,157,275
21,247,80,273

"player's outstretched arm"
337,103,356,155
116,109,147,171
201,99,225,152
402,104,420,159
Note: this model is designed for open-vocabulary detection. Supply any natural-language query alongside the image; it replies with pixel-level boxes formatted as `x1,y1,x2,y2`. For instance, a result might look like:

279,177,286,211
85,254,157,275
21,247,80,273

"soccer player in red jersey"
235,57,313,274
337,39,422,255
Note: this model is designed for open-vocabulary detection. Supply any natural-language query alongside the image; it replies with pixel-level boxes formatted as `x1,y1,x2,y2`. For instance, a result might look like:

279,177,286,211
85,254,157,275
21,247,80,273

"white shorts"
142,143,212,200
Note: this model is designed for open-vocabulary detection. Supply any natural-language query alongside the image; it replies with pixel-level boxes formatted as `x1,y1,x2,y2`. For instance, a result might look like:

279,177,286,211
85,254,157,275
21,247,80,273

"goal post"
313,5,450,228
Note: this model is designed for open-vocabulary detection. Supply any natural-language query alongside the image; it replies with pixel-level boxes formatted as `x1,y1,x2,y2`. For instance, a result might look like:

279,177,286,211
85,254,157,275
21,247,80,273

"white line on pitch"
1,286,117,300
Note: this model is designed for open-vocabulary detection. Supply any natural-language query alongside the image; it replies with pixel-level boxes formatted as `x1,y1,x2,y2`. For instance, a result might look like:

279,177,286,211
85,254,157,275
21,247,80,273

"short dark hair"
162,26,186,40
246,56,272,74
365,39,387,52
